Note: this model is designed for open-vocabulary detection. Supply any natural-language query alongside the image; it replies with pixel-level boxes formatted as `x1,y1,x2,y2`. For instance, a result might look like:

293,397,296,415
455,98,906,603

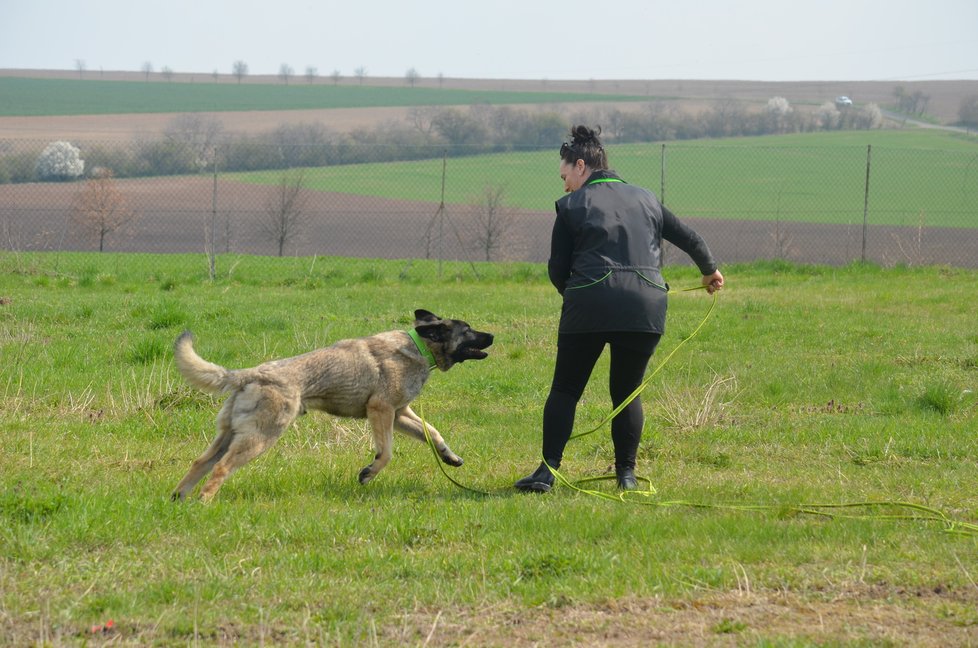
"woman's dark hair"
559,125,608,169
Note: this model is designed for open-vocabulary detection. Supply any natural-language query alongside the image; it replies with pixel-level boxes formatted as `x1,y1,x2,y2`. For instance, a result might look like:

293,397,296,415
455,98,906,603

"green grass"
0,76,647,117
1,252,976,644
235,129,978,229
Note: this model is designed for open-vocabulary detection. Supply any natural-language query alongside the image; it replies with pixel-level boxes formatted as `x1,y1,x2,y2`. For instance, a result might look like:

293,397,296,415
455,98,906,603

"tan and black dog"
170,309,493,501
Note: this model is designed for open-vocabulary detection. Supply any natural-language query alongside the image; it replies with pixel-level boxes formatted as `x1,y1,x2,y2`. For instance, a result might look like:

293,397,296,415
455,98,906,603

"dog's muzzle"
453,332,493,362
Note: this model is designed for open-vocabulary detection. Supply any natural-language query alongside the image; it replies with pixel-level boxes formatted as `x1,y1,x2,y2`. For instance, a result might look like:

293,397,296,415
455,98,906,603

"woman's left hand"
702,270,724,294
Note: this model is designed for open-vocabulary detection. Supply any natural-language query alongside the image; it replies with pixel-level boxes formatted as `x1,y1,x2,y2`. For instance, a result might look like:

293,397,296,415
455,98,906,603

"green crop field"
0,76,647,117
235,129,978,228
0,251,976,645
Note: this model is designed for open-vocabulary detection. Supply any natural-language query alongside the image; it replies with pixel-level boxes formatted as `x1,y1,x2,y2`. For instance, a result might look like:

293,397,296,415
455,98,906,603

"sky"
2,0,976,82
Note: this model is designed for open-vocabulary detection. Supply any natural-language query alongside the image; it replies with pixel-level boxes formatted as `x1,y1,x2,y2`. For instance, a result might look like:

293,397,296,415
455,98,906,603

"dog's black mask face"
414,309,494,367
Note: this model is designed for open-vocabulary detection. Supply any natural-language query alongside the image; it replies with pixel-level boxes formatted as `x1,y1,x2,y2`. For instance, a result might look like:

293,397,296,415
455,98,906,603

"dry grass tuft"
655,374,738,432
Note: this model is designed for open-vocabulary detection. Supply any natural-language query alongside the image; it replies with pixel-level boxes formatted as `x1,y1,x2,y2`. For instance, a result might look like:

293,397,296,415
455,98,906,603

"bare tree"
407,106,438,141
431,108,486,154
141,61,154,81
704,97,747,137
304,66,318,83
75,59,87,78
71,169,137,252
765,96,792,134
405,67,421,87
354,66,367,85
960,95,978,128
278,63,294,85
893,86,931,116
330,69,342,85
161,66,174,82
232,60,249,84
164,114,225,171
470,185,513,261
259,170,310,256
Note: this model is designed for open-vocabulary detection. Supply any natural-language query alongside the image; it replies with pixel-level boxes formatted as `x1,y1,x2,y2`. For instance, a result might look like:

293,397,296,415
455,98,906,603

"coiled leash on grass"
418,287,978,536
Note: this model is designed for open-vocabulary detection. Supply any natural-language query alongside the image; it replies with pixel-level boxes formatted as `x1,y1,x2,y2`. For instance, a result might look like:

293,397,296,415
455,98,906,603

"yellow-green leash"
419,405,493,496
569,284,715,444
416,287,978,536
548,466,978,536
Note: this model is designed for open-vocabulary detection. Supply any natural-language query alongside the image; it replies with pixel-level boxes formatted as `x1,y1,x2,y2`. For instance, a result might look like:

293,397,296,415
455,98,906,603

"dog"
170,309,493,501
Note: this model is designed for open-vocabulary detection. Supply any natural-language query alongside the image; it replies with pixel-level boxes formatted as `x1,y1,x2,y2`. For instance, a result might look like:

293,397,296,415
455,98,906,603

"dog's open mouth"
453,334,493,362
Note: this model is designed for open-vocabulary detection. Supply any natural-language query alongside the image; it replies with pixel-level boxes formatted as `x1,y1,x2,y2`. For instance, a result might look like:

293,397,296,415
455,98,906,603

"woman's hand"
702,270,724,294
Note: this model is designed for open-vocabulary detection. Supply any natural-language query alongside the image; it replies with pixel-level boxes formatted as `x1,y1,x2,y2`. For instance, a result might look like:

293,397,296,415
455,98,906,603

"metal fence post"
861,144,872,263
209,149,218,280
660,143,667,204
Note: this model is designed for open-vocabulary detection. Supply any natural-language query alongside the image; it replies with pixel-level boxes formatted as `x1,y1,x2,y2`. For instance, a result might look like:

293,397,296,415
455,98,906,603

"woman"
515,125,724,493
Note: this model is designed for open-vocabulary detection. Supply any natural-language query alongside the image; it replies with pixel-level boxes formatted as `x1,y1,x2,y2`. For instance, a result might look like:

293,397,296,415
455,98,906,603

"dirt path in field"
400,588,978,647
4,586,974,645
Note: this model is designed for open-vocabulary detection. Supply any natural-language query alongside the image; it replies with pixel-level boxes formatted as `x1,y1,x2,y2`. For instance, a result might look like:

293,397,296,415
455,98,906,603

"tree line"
2,97,887,184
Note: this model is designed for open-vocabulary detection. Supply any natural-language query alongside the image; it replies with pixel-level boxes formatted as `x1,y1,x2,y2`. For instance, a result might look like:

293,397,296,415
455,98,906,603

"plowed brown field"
3,177,976,266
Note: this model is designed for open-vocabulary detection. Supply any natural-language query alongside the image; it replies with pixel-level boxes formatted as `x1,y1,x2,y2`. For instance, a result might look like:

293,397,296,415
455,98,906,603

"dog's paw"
170,491,184,502
358,466,375,485
442,454,464,468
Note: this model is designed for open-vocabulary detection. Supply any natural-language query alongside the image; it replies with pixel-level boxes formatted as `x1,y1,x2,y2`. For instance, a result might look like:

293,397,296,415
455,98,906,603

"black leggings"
542,331,661,470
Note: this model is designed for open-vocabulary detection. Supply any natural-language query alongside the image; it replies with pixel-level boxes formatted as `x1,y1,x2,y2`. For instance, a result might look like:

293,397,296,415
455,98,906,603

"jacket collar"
586,169,625,185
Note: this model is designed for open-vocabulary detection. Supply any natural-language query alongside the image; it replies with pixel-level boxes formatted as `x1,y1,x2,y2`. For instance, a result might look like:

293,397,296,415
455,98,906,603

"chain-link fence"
2,139,977,270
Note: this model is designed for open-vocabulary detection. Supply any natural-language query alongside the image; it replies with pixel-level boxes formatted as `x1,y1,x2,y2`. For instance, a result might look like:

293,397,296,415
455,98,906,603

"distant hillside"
2,68,976,123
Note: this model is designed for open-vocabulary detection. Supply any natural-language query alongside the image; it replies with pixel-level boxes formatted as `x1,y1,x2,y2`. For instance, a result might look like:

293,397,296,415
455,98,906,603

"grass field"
236,129,978,228
1,252,976,645
0,77,647,117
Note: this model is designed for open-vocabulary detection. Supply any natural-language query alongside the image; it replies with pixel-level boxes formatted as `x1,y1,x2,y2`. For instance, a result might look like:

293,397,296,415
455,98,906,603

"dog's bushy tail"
174,331,232,394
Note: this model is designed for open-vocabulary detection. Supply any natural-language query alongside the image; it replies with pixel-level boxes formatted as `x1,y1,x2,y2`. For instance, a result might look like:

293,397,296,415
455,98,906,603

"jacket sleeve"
548,206,573,294
661,205,718,275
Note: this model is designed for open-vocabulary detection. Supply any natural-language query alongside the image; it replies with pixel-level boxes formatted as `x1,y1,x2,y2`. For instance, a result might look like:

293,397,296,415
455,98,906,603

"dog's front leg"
395,406,463,467
359,398,395,484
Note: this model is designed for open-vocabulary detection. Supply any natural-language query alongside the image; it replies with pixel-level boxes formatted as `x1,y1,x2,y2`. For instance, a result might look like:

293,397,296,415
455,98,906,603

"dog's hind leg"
394,406,463,467
171,398,236,501
197,384,300,502
358,397,396,485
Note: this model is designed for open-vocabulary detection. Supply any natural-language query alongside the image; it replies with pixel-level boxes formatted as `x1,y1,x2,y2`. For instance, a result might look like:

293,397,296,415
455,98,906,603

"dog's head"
413,309,494,371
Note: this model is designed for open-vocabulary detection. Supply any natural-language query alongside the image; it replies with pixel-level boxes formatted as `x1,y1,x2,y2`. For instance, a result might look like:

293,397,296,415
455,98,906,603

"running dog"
170,309,493,501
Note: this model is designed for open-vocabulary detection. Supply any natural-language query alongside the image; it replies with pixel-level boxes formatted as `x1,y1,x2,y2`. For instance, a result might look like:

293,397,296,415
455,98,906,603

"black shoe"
616,467,638,491
514,461,555,493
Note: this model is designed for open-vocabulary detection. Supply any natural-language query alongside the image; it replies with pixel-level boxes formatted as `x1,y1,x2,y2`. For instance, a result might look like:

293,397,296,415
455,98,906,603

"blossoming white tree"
36,141,85,181
766,96,792,133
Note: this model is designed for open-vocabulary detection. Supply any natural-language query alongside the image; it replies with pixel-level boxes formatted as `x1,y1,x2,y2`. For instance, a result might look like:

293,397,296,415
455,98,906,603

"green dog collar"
408,328,437,369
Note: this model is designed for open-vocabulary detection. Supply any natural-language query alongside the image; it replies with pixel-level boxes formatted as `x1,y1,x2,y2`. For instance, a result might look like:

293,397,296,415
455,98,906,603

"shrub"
959,95,978,128
35,141,85,181
766,96,792,117
815,102,840,130
0,150,37,183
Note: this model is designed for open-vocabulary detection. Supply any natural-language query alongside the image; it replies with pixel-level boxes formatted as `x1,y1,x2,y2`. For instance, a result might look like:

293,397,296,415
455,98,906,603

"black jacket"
549,169,717,334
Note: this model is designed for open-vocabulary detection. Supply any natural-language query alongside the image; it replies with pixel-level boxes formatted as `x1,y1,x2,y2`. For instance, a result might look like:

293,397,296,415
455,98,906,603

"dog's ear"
415,321,448,343
414,309,440,324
